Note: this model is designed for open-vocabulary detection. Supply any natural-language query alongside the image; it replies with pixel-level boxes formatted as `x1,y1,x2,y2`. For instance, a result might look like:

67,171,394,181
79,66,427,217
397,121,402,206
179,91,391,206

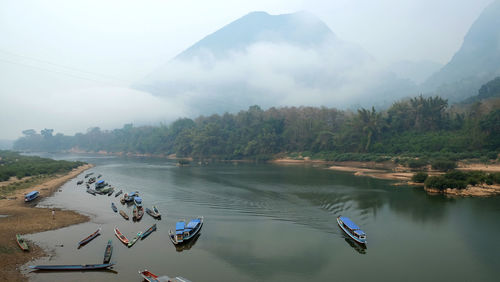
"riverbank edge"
0,164,93,281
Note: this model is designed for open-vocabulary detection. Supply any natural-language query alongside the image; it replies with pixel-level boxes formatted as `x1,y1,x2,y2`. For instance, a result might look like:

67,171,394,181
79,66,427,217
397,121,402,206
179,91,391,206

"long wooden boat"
111,203,117,213
146,207,161,219
29,263,114,271
77,180,83,185
114,190,123,198
114,227,129,245
140,224,157,240
78,228,101,247
127,232,142,248
139,269,192,282
119,210,129,220
103,240,113,264
133,206,144,221
86,188,96,196
107,188,114,196
337,216,367,244
169,217,203,245
16,234,29,251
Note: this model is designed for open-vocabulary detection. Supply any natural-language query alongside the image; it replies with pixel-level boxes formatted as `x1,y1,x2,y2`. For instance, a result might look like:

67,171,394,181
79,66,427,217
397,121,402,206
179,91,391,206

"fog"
0,0,494,140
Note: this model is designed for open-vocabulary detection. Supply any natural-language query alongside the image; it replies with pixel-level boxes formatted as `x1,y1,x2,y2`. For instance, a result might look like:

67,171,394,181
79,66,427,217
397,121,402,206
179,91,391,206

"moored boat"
86,188,96,196
146,207,161,219
169,217,203,245
29,263,114,271
114,227,129,245
16,234,29,251
103,240,113,264
111,203,117,212
114,190,123,198
78,228,101,247
133,206,144,221
134,196,142,207
95,180,107,189
139,269,192,282
128,232,142,248
337,216,367,244
77,180,83,185
107,188,114,196
119,210,129,220
24,191,39,202
140,224,157,240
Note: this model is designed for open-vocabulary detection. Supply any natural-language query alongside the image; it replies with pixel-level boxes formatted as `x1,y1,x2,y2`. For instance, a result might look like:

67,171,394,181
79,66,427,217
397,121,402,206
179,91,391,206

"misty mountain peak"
176,10,337,60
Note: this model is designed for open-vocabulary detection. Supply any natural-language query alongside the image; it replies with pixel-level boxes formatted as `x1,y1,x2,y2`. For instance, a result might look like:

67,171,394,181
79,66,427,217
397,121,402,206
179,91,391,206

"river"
23,154,500,281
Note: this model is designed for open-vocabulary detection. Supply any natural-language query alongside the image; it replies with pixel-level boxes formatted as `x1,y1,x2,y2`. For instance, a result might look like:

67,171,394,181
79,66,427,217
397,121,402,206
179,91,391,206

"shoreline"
0,164,93,281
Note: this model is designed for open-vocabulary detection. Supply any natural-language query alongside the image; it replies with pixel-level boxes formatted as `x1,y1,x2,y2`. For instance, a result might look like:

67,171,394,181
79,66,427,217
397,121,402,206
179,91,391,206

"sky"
0,0,494,140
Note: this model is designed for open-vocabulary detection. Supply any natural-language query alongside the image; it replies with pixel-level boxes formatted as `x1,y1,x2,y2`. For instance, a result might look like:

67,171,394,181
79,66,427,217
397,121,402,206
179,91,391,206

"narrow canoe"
140,224,157,240
153,206,162,217
127,232,142,248
107,188,114,196
16,234,29,251
114,190,123,198
111,203,117,213
133,206,138,221
86,188,96,196
146,207,161,219
78,228,101,247
29,263,114,271
137,206,144,221
114,227,129,245
119,210,129,220
103,240,113,264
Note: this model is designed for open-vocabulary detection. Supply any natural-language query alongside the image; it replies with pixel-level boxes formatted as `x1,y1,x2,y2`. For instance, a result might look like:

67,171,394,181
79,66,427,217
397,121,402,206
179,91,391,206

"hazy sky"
0,0,494,139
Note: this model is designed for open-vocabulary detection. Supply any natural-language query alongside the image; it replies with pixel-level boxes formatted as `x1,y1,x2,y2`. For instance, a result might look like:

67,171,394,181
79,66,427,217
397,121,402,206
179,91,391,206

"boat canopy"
186,219,201,229
354,230,366,236
176,221,185,234
25,191,39,198
129,192,138,197
339,216,361,231
97,180,104,184
134,197,142,203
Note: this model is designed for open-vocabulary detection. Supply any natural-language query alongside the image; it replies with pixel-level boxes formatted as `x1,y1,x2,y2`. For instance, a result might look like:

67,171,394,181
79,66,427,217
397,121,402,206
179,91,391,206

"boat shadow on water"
31,269,118,274
174,233,201,253
343,236,367,255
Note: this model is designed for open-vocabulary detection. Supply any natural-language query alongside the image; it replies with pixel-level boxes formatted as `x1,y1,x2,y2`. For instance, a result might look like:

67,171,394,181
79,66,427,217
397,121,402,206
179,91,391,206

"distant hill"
388,60,442,84
135,11,416,114
423,0,500,102
0,140,13,150
462,76,500,104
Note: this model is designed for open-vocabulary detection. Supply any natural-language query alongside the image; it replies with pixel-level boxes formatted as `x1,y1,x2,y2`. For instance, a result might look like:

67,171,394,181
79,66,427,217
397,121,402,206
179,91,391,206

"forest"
13,94,500,165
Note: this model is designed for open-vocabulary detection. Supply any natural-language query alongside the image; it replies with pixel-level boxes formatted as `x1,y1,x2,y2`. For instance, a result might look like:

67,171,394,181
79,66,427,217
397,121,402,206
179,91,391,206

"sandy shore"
0,164,93,281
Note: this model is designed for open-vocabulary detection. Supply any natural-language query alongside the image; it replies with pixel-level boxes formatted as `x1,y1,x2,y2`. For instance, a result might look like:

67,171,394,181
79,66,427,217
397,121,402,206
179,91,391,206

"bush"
487,151,498,160
431,159,457,171
407,158,428,168
412,172,428,183
425,175,467,190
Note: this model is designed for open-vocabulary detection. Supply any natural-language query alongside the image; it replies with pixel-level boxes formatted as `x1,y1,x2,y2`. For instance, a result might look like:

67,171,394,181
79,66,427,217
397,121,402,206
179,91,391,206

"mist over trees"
13,94,499,161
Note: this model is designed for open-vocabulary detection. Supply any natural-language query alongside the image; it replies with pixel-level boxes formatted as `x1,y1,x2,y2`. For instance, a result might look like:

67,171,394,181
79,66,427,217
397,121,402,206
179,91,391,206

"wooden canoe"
29,263,114,271
140,224,157,240
119,210,129,220
78,228,101,247
103,240,113,264
16,234,29,251
114,227,129,245
127,232,142,248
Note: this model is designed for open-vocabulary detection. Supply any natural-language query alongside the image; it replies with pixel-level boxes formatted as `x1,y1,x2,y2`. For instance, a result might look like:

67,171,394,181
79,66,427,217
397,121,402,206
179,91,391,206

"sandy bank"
425,184,500,197
0,164,93,281
457,162,500,173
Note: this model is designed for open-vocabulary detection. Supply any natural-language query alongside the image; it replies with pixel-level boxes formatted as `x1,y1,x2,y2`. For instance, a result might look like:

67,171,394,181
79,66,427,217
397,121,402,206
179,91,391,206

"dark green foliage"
412,172,428,183
407,158,428,169
431,159,457,171
0,150,84,182
425,176,467,190
425,170,500,190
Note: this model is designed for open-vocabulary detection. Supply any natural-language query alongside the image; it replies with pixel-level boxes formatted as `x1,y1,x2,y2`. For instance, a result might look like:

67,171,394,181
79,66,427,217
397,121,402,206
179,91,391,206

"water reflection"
174,233,201,252
343,237,367,255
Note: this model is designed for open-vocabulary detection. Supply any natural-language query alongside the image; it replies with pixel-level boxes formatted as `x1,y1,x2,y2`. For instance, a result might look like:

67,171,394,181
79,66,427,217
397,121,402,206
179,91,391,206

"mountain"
135,11,416,114
388,60,442,84
423,0,500,102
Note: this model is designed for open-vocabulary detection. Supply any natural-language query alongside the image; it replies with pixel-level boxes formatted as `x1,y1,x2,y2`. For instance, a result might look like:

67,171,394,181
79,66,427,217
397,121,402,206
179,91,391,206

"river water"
23,154,500,281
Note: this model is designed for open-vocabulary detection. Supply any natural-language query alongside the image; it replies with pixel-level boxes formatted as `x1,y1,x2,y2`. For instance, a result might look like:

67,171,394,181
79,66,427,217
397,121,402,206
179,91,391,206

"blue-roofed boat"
24,191,39,202
111,203,117,213
134,196,142,207
337,216,367,244
29,263,114,271
95,180,107,189
169,217,203,245
78,227,101,247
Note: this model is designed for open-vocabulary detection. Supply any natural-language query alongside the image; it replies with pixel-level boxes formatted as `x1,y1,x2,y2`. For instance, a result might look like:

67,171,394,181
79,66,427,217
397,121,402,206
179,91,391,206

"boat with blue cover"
169,217,203,245
24,191,39,202
111,203,117,212
29,263,114,271
337,216,367,244
134,196,142,207
95,180,107,189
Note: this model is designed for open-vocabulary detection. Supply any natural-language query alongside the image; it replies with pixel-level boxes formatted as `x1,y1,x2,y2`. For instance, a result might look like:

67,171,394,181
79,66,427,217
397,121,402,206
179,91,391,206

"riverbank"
0,164,92,281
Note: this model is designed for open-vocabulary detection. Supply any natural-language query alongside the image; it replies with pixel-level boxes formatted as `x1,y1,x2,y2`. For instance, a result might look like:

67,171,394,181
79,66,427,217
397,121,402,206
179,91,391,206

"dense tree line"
0,150,86,181
13,95,499,162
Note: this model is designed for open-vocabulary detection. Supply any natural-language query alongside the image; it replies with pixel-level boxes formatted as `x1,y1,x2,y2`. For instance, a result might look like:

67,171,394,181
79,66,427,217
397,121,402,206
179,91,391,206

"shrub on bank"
431,159,457,171
412,172,428,183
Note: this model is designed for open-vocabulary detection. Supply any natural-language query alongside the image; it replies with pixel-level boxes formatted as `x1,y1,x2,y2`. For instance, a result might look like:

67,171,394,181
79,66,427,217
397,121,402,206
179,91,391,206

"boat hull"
16,235,29,251
114,228,129,245
337,217,366,244
29,263,114,271
169,218,203,245
78,228,101,247
141,224,157,240
103,240,113,264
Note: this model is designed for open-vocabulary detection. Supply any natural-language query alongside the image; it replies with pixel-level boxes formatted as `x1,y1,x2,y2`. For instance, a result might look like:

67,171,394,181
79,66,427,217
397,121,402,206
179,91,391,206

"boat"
140,224,157,240
337,216,367,244
146,207,161,219
134,196,142,207
95,180,107,189
119,210,129,220
127,232,142,248
121,191,139,203
88,177,96,184
98,187,113,195
78,228,101,247
169,217,203,245
133,206,144,221
107,188,114,196
114,190,123,198
16,234,29,251
86,188,96,196
153,206,161,215
139,269,192,282
114,227,129,245
111,203,117,212
84,172,93,178
103,240,113,263
77,180,83,185
97,174,102,178
29,263,114,271
24,191,39,202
